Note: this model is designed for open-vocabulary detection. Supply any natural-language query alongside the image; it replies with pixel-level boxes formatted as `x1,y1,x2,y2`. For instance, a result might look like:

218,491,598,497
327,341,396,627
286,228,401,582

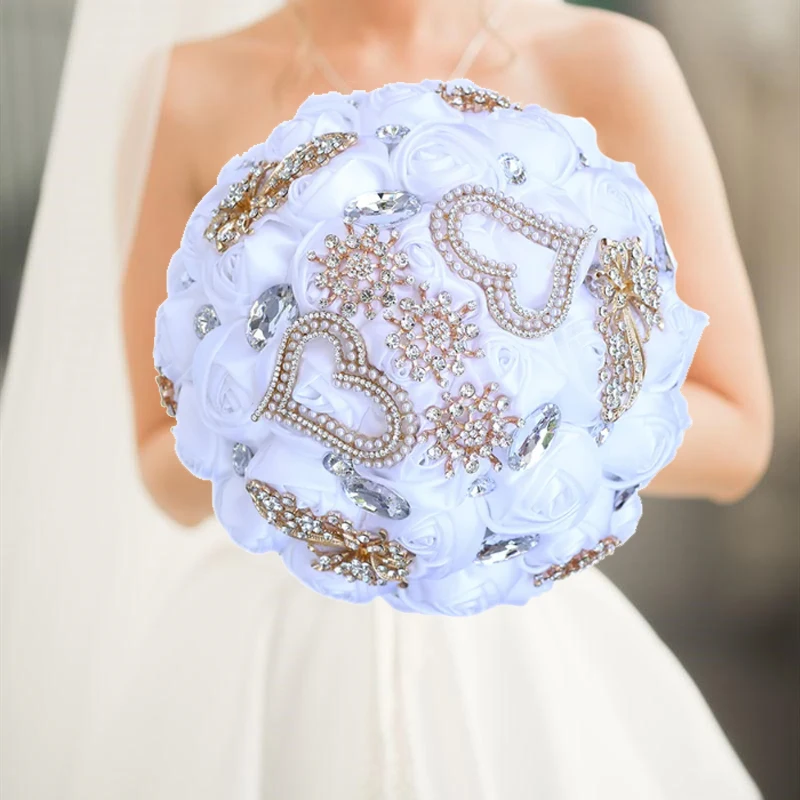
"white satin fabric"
0,0,759,797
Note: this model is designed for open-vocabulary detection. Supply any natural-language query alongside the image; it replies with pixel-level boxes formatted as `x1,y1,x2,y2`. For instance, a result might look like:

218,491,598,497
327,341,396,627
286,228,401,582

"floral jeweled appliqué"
419,383,523,478
586,237,664,423
246,480,415,586
250,311,419,468
383,282,484,386
430,184,596,339
307,222,413,320
532,537,622,588
205,132,358,253
437,82,521,113
155,368,177,418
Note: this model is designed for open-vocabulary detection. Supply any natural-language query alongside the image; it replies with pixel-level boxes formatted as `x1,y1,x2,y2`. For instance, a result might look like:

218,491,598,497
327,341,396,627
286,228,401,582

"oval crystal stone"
476,532,539,564
231,442,254,477
467,474,497,498
342,474,411,520
246,284,298,351
508,403,561,471
343,191,421,227
194,304,220,339
322,451,356,477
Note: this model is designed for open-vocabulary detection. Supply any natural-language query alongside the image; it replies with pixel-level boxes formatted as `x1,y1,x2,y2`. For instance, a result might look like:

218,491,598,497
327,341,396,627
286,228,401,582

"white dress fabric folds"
0,0,760,798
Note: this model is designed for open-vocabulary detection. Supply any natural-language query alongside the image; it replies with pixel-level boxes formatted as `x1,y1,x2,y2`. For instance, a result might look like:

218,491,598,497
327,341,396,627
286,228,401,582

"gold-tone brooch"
532,537,622,587
155,368,177,418
247,480,414,586
430,184,596,339
307,222,413,320
419,382,522,478
250,311,419,469
587,238,664,423
205,132,358,253
437,82,521,113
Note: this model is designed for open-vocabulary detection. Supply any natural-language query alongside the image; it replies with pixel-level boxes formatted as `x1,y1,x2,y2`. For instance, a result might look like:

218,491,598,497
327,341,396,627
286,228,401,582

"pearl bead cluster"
250,311,419,469
246,479,414,586
430,184,596,339
204,132,358,253
586,237,664,423
532,537,622,588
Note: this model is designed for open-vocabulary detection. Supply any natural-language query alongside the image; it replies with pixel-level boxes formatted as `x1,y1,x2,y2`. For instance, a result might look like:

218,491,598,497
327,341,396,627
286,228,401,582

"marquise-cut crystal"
375,123,410,149
508,403,561,471
592,422,613,446
194,304,220,339
246,284,298,350
476,531,539,564
231,443,254,476
498,152,527,185
614,484,640,511
322,451,356,477
342,474,411,520
344,191,421,227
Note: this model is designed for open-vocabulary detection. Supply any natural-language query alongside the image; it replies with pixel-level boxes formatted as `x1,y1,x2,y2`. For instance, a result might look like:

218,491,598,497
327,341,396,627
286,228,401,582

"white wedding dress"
0,1,760,798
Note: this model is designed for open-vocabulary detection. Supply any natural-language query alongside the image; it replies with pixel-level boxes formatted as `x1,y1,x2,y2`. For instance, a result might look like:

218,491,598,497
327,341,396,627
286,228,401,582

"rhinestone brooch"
155,368,177,418
205,132,358,253
383,282,484,386
246,480,414,586
430,184,596,339
532,537,622,587
307,223,413,321
420,382,523,478
586,237,664,423
437,82,521,113
250,311,419,468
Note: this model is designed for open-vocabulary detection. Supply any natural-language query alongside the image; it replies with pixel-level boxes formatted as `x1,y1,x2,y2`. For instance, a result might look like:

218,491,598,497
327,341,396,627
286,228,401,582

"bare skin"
123,0,773,526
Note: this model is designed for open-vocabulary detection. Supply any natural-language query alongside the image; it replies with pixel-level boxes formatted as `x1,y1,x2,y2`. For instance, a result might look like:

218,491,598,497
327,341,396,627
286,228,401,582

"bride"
1,0,771,798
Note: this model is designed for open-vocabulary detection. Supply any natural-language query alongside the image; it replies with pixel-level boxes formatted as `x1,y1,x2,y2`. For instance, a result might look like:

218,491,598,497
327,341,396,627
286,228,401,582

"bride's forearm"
139,424,213,527
643,381,772,504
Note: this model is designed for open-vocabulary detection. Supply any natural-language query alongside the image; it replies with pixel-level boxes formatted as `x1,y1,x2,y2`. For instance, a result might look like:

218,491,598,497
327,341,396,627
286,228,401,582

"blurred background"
1,0,798,797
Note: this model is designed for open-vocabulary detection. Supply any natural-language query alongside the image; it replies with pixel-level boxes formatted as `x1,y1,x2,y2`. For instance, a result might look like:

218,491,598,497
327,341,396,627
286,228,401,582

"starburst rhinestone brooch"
420,383,523,478
586,237,664,423
383,282,484,386
307,222,413,320
246,480,415,586
205,132,358,253
251,311,419,468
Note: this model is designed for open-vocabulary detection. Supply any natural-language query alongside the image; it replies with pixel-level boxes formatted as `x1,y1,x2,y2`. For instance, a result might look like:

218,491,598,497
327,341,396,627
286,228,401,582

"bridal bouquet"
154,80,706,616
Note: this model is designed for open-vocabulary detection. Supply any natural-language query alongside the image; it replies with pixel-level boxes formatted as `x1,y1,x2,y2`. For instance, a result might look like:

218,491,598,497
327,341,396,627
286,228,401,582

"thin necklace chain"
290,2,512,95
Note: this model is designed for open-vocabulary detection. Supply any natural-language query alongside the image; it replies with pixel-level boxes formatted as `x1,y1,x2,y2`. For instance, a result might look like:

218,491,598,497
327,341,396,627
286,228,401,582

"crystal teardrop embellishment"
194,304,220,339
498,152,527,185
344,191,421,227
342,474,411,520
231,443,254,476
476,532,539,564
467,474,497,498
246,284,298,351
508,403,561,471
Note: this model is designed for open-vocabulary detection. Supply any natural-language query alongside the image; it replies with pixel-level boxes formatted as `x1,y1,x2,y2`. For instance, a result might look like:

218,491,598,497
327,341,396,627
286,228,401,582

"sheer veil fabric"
0,1,760,798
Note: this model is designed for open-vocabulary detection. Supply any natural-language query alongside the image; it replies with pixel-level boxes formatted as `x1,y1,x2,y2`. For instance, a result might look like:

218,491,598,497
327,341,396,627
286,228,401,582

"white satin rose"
479,425,602,536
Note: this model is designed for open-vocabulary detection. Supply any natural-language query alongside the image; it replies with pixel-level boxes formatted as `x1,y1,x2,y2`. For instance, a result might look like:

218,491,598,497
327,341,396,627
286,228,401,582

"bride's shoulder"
159,14,291,126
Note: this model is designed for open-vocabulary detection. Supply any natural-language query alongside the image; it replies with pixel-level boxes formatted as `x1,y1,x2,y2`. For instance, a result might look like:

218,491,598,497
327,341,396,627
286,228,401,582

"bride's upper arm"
122,49,200,449
565,14,773,471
